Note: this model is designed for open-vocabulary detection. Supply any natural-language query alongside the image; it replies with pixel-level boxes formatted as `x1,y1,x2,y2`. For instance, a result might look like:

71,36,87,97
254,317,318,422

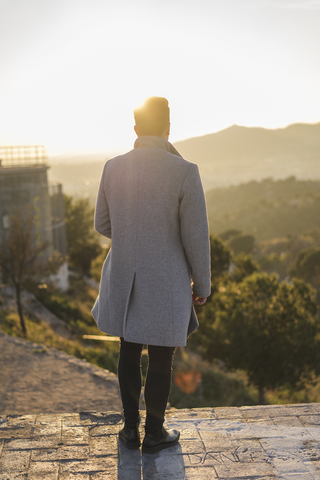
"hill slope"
206,177,320,240
174,122,320,190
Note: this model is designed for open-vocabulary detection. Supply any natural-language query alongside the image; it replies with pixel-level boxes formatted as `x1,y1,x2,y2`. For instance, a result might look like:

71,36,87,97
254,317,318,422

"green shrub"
169,365,257,408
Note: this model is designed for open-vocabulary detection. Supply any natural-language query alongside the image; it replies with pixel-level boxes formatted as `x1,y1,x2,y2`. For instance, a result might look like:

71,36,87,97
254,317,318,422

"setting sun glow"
0,0,319,155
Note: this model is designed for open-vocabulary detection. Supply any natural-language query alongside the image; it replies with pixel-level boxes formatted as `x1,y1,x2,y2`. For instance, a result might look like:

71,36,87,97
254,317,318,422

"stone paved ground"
2,404,320,479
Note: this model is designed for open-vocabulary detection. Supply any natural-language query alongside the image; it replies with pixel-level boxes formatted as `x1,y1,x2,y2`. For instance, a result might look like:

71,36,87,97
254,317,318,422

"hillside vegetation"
2,173,320,409
206,177,320,240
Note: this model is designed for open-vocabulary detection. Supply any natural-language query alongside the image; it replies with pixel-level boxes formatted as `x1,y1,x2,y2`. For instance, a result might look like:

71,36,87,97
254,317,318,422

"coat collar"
134,136,182,158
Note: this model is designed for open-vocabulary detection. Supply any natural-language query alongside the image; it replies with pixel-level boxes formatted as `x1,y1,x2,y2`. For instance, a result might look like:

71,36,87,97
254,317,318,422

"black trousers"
118,337,176,432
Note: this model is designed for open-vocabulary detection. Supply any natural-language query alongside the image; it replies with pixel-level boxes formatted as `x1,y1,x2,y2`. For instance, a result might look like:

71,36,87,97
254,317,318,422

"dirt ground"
0,332,122,415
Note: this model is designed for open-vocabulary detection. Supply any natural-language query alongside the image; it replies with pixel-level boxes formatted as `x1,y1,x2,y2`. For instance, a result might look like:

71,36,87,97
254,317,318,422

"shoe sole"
142,432,180,454
119,435,141,450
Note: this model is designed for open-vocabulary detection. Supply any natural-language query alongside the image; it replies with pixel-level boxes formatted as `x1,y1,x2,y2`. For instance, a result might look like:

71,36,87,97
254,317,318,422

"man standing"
92,97,210,454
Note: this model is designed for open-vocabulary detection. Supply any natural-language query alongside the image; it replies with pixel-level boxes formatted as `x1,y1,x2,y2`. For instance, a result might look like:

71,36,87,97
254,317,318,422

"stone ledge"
0,332,118,386
2,404,320,479
0,332,121,416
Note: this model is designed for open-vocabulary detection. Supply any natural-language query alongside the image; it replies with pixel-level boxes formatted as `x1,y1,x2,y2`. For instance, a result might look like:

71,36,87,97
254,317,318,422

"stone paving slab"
2,404,320,479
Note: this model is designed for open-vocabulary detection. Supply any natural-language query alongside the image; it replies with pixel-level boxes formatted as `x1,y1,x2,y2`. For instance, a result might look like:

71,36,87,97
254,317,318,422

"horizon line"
46,119,320,158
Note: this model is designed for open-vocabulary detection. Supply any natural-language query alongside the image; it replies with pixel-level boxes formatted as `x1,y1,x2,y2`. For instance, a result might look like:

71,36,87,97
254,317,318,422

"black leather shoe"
119,422,141,449
142,426,180,454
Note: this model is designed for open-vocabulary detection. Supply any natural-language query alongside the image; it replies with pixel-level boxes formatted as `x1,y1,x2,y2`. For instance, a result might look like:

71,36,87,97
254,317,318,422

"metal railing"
82,335,148,355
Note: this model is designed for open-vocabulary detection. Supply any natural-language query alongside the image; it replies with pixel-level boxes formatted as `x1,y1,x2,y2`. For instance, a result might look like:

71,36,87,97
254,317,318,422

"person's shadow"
118,441,185,479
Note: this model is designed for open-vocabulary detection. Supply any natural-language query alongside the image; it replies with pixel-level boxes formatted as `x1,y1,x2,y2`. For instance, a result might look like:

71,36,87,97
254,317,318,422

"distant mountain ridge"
48,122,320,199
174,122,320,191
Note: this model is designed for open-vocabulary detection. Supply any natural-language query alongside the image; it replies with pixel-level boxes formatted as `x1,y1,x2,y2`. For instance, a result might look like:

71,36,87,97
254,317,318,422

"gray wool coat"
92,136,211,347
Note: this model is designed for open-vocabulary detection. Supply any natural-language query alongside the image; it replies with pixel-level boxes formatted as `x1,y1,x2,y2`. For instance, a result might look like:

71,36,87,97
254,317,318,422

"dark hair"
134,97,170,136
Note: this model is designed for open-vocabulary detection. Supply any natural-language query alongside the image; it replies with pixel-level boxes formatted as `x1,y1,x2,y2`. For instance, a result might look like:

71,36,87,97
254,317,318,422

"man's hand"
192,294,207,306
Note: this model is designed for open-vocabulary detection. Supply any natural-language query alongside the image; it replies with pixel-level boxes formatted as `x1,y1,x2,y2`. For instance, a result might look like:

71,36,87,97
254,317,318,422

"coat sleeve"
94,164,111,238
179,163,211,298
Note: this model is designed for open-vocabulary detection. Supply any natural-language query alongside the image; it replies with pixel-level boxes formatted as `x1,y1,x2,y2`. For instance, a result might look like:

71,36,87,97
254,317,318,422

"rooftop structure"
0,145,47,168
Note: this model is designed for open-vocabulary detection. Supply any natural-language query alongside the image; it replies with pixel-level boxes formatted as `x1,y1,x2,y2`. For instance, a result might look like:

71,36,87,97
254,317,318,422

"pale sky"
0,0,319,156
